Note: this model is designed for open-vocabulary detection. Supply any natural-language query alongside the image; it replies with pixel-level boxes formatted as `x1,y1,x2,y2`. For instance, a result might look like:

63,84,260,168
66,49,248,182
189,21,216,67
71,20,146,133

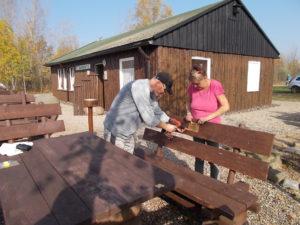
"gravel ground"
1,99,299,225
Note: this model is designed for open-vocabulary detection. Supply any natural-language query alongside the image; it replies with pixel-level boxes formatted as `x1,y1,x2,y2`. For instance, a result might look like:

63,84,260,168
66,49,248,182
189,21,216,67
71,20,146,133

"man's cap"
155,72,173,94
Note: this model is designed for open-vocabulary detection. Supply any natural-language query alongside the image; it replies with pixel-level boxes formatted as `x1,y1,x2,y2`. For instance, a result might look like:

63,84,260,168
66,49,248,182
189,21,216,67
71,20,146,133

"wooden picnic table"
0,132,177,225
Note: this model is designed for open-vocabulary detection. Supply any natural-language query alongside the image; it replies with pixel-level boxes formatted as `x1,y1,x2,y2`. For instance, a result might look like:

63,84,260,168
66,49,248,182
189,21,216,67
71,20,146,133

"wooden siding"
155,46,274,116
153,0,278,58
51,48,153,114
50,68,75,103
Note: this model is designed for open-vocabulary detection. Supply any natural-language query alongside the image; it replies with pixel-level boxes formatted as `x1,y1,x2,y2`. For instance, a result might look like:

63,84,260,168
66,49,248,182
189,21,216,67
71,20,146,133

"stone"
269,154,283,170
280,179,299,190
267,167,287,184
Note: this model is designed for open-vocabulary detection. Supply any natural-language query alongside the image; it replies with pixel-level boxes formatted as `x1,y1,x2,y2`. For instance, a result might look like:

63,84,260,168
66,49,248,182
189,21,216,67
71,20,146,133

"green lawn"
272,86,300,101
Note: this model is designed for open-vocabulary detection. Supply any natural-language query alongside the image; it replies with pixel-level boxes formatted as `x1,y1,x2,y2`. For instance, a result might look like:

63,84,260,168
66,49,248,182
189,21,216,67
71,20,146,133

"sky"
43,0,300,57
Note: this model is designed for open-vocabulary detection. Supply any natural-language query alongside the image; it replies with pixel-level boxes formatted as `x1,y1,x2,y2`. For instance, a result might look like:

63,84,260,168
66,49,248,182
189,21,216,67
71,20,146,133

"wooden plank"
20,146,92,225
33,132,176,222
143,128,269,180
135,147,257,208
0,94,35,104
0,120,65,141
164,191,197,208
0,159,59,225
0,104,61,120
134,148,256,219
176,119,274,156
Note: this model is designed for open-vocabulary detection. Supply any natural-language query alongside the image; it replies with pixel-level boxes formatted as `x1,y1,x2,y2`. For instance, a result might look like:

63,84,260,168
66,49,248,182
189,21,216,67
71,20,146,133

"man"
103,72,179,154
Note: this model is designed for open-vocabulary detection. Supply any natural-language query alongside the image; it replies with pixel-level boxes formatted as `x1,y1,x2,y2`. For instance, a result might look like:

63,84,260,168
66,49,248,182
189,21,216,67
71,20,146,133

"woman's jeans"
193,137,219,179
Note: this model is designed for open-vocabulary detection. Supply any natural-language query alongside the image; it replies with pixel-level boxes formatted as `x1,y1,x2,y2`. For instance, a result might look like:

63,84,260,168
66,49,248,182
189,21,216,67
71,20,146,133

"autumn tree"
0,20,21,88
128,0,173,30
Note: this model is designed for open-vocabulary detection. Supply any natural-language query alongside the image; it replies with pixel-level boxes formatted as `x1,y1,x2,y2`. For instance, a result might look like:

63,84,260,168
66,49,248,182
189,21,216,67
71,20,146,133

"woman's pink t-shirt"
187,79,224,124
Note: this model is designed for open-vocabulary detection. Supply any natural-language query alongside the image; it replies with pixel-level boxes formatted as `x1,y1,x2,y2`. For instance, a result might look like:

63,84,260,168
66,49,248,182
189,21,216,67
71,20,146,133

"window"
191,56,211,79
247,61,261,92
119,57,135,89
57,68,69,91
57,68,64,90
69,67,75,91
63,69,67,90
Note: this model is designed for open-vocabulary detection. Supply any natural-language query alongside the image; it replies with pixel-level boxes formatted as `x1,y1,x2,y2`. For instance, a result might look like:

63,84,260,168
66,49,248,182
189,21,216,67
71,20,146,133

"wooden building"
46,0,279,116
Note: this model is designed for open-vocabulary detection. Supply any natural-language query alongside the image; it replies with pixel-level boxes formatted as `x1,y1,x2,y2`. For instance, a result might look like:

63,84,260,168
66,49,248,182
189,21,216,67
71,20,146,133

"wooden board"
33,132,176,222
134,147,257,219
143,128,269,180
0,94,35,104
0,120,65,141
0,104,61,120
175,118,274,156
20,146,92,225
0,158,59,225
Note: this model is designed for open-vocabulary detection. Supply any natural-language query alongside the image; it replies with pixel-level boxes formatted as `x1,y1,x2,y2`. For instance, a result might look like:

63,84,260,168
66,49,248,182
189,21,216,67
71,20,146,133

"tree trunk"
22,73,27,93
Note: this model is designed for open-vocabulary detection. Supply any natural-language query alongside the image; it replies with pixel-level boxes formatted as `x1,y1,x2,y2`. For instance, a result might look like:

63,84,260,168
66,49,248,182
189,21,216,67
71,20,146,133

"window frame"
247,61,261,92
119,57,135,89
191,56,211,79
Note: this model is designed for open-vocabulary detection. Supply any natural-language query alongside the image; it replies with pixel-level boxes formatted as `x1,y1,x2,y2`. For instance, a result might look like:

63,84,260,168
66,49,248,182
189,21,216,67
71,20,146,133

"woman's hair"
189,64,207,82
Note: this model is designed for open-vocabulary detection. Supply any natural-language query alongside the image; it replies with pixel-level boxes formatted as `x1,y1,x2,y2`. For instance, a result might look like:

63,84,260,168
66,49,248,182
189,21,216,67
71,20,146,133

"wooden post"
4,103,13,143
84,98,98,133
227,148,240,184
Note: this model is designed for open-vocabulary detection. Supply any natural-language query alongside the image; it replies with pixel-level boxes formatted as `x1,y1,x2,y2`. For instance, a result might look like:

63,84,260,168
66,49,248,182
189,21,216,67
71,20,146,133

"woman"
186,64,230,179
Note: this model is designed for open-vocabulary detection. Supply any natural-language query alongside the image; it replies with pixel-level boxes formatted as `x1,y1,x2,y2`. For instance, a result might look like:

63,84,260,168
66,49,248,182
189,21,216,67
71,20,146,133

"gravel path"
1,99,299,225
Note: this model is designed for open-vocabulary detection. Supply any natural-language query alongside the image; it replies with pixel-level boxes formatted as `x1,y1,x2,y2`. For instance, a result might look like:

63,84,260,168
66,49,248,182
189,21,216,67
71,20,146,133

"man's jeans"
104,128,135,154
193,137,219,179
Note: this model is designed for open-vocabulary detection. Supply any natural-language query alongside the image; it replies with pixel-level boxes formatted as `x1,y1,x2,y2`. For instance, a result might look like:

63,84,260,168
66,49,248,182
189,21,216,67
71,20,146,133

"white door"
119,57,135,89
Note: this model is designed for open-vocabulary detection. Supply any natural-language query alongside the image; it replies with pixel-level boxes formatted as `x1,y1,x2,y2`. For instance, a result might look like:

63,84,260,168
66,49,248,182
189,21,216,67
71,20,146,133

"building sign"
75,64,91,71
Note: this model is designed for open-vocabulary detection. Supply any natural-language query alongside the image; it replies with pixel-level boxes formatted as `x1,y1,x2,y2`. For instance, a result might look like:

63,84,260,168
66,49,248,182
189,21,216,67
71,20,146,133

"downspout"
138,47,151,79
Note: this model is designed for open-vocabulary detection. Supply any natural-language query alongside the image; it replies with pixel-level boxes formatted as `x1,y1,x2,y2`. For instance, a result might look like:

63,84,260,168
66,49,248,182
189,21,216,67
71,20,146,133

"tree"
0,0,17,29
285,48,300,77
0,20,21,88
273,49,300,84
22,0,52,92
129,0,173,30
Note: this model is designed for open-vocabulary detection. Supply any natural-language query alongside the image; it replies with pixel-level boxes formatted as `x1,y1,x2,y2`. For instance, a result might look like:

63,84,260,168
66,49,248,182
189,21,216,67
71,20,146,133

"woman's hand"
198,117,209,124
185,113,193,122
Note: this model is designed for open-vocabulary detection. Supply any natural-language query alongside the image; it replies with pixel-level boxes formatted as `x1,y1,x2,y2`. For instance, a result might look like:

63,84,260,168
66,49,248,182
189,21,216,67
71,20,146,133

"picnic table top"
0,132,176,225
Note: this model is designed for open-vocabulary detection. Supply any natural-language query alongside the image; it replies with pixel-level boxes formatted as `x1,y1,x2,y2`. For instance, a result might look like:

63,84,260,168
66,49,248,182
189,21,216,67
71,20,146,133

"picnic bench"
0,132,177,225
0,92,35,105
0,102,65,142
135,121,274,225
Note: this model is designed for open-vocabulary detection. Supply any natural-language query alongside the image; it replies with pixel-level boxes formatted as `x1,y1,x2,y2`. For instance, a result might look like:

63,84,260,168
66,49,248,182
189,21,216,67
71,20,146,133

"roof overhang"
45,39,153,67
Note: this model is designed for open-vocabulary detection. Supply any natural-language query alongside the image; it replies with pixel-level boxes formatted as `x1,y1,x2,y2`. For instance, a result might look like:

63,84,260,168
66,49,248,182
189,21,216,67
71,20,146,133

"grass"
272,86,300,101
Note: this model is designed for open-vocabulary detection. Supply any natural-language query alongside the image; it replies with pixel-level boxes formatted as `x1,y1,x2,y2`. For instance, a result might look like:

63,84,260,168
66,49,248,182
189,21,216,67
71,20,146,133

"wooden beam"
134,147,257,220
0,93,35,104
176,117,274,156
0,120,65,141
0,104,61,120
143,128,269,181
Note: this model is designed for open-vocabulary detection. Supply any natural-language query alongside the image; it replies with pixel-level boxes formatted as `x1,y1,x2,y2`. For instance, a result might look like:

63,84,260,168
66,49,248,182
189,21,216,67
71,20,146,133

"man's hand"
164,124,177,133
169,117,182,127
